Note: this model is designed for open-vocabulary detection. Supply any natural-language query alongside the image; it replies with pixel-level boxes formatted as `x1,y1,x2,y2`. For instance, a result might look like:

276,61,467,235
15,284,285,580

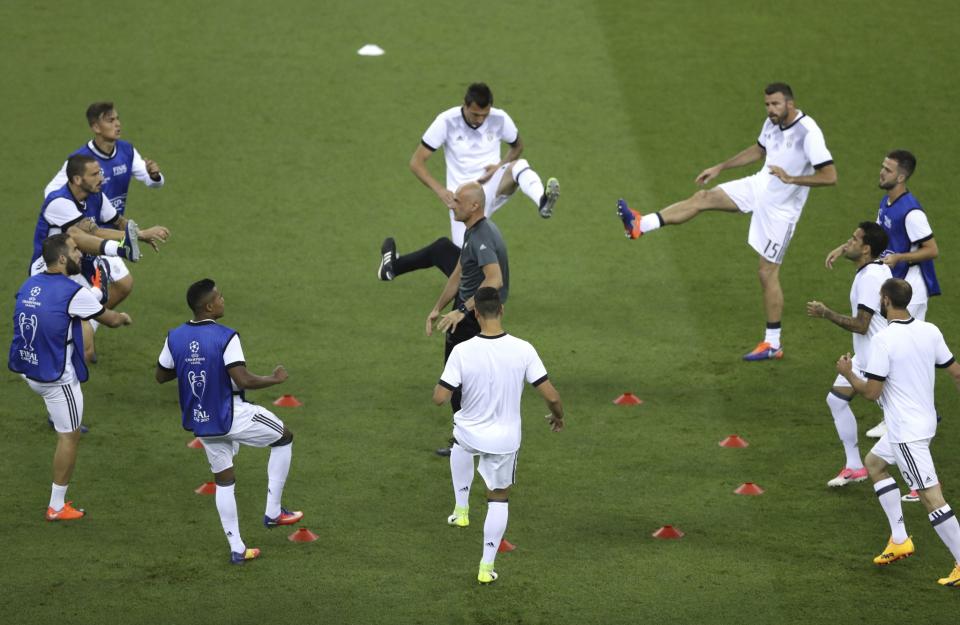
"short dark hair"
41,234,72,265
186,279,217,314
86,102,115,126
881,278,913,309
764,82,794,100
474,287,502,319
859,221,889,259
464,83,493,108
886,149,917,179
66,154,96,181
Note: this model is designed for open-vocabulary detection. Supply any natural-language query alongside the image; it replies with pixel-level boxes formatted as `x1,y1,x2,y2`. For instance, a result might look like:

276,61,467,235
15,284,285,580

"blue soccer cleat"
742,342,784,361
264,508,304,528
617,199,642,239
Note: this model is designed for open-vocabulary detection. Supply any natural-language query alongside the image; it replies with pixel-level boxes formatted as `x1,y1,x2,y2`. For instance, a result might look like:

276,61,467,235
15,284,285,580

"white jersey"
752,110,833,220
439,333,548,455
850,261,891,364
421,106,519,190
863,318,955,443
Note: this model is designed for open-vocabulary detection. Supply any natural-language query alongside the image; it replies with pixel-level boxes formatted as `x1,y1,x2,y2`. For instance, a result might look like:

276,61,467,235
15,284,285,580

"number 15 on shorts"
762,239,781,260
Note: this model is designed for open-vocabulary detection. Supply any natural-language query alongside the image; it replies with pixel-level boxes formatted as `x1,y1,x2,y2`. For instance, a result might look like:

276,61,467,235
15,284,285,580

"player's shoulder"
434,106,463,123
487,107,513,122
864,261,892,279
796,112,824,132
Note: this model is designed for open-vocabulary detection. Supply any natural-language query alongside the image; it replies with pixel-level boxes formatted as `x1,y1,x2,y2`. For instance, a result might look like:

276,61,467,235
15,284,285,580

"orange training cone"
613,393,644,405
187,438,203,449
719,435,749,448
734,482,765,496
652,525,685,539
194,481,216,495
288,528,319,543
273,394,303,407
498,539,516,552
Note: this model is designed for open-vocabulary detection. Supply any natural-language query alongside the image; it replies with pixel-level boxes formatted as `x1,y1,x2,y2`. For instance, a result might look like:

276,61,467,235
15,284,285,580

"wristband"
457,303,469,315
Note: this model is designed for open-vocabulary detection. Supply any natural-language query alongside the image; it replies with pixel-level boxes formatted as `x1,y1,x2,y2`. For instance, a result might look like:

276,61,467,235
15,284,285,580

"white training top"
44,141,165,200
421,106,519,191
863,318,955,443
439,333,548,455
850,261,891,364
753,110,833,220
43,193,117,234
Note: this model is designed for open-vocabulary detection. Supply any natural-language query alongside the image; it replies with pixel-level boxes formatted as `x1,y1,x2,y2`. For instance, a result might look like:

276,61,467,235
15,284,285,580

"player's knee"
271,428,293,447
214,468,236,486
864,453,886,478
509,159,530,182
826,390,851,409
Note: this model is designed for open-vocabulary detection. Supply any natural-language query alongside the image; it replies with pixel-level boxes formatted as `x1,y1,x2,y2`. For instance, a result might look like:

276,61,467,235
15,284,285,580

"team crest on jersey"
486,133,494,142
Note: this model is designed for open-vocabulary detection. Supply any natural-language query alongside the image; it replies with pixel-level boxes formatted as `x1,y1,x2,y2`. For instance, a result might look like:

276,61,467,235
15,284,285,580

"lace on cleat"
539,177,560,218
827,467,869,487
478,562,498,584
742,342,783,361
46,501,85,521
938,563,960,587
378,237,396,281
902,490,920,503
230,547,261,565
447,505,469,528
617,199,642,239
866,420,887,438
120,220,141,262
264,508,304,528
873,536,914,565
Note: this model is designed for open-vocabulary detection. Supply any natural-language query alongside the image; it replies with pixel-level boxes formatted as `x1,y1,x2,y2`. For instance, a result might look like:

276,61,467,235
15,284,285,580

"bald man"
426,182,511,455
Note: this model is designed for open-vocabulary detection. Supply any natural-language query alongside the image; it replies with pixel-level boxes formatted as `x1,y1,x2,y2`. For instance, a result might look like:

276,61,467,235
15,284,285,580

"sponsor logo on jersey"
113,164,128,176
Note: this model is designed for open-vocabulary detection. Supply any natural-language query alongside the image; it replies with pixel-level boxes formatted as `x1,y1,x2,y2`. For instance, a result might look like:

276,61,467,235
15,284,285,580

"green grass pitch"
2,1,960,623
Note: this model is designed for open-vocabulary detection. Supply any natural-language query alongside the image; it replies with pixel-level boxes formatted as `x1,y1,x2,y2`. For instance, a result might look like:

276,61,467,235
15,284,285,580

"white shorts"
449,164,514,247
199,401,285,474
870,435,939,491
26,377,83,433
104,256,130,282
718,176,797,264
454,440,518,491
833,355,867,389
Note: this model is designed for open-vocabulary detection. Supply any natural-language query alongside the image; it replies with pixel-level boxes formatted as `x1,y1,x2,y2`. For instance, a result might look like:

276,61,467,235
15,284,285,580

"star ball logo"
189,341,200,354
30,287,42,297
186,340,205,365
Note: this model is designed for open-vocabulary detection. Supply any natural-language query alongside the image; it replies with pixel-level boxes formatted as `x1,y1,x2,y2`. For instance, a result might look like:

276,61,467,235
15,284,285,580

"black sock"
394,238,459,277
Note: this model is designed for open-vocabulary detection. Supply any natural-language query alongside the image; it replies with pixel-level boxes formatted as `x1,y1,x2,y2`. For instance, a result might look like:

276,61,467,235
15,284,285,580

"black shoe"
378,237,396,281
435,446,452,457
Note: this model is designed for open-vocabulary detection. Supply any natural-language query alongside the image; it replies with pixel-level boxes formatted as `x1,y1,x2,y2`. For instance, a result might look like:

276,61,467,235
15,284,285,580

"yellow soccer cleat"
447,505,469,528
478,561,498,584
873,536,914,565
937,563,960,587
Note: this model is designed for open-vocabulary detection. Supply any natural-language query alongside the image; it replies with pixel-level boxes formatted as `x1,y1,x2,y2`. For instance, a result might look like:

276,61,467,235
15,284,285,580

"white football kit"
832,261,891,388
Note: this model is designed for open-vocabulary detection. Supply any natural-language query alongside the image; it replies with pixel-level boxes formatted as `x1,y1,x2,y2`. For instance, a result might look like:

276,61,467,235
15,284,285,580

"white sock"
265,443,292,519
930,505,960,563
49,483,68,511
639,213,662,233
481,500,509,564
215,483,245,553
450,443,474,509
826,392,863,469
874,477,908,543
103,241,119,257
764,326,781,349
512,159,545,207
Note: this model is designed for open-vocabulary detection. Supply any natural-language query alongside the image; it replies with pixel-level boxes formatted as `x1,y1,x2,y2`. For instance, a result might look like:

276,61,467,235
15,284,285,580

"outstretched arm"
696,143,765,185
769,163,837,187
807,301,873,335
228,364,288,390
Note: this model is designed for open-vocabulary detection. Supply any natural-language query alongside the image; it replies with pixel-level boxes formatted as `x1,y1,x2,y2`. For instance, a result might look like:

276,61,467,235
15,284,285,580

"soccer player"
617,83,837,360
825,150,940,445
836,278,960,587
8,234,132,521
433,287,564,584
377,82,558,281
807,222,890,487
425,182,509,456
156,279,303,565
45,102,166,308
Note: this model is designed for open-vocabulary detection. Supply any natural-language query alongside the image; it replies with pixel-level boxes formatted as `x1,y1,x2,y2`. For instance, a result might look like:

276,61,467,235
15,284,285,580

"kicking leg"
618,188,738,239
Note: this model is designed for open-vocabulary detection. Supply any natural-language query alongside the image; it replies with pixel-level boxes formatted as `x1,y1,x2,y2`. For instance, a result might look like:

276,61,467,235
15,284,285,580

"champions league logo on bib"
17,313,39,365
186,340,205,365
187,370,207,401
30,287,41,297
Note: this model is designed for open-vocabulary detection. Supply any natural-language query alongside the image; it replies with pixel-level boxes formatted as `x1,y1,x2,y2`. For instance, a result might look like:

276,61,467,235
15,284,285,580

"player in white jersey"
617,83,837,361
837,278,960,587
807,222,890,487
377,83,560,282
433,287,564,584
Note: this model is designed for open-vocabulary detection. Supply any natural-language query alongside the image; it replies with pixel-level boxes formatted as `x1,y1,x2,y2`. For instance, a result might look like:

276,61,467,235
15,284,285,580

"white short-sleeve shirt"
863,318,955,443
850,261,891,363
753,111,833,219
904,210,934,304
43,193,117,234
56,286,104,383
439,333,548,454
421,106,519,190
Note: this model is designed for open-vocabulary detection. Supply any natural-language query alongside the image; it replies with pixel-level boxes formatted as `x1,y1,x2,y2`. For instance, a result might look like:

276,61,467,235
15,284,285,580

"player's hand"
806,300,826,318
145,159,162,181
437,188,455,209
881,253,900,268
139,225,170,251
768,166,794,184
272,365,288,383
477,164,499,184
836,352,853,376
118,312,133,326
695,165,722,186
425,309,441,336
545,413,564,432
825,245,845,269
436,310,465,334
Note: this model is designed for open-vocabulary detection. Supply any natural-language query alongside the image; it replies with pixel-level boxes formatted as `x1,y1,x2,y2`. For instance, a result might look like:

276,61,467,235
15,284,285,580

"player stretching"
618,83,837,360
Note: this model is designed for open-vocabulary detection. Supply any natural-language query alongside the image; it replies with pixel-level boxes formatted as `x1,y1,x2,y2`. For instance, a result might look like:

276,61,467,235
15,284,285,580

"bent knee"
271,428,294,447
